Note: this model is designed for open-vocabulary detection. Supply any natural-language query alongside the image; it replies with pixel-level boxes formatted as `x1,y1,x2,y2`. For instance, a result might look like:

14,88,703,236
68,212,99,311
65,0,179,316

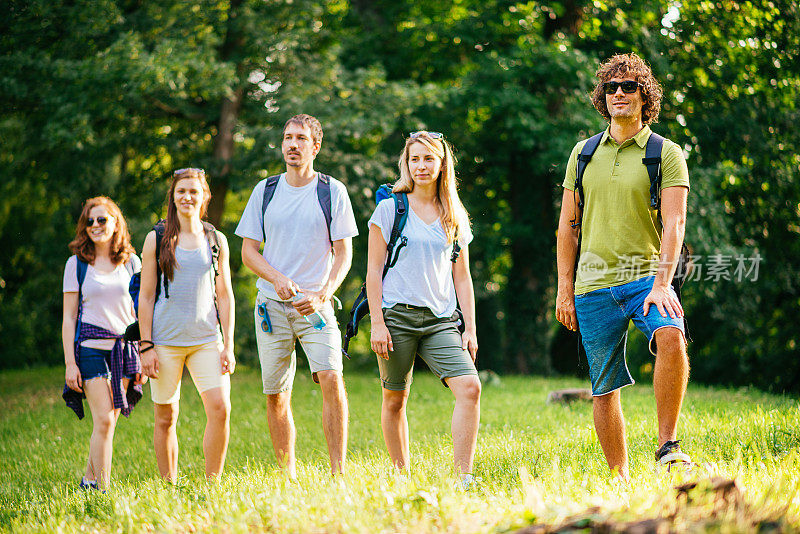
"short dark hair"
283,114,323,145
590,53,663,125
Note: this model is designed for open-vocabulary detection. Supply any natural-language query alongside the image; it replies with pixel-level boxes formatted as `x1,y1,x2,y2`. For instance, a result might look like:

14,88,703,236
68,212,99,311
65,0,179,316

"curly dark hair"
590,53,663,125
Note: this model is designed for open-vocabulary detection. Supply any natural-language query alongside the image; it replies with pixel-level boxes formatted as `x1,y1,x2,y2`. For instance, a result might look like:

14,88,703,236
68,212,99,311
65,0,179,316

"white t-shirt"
63,255,141,350
235,173,359,300
368,199,473,317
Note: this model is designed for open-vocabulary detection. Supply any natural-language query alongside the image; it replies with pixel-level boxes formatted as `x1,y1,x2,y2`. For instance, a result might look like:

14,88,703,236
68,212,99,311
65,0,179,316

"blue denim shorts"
77,346,112,380
575,275,686,397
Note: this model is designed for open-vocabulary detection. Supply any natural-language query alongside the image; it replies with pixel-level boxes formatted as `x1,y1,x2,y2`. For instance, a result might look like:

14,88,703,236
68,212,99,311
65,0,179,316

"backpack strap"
154,220,167,300
642,132,665,212
451,228,461,263
382,191,409,278
202,221,224,344
574,132,605,219
316,173,333,245
74,258,88,342
260,174,281,242
261,173,333,245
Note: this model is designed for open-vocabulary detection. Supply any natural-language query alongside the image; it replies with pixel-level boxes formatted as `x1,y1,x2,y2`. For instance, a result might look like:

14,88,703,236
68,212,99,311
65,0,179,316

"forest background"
1,0,798,392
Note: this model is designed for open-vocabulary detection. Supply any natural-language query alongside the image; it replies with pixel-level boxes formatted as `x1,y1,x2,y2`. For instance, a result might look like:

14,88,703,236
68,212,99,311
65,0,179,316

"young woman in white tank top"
138,168,236,482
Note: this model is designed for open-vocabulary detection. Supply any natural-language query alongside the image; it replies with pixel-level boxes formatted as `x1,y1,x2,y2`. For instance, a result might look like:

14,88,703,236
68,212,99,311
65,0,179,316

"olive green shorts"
378,304,477,391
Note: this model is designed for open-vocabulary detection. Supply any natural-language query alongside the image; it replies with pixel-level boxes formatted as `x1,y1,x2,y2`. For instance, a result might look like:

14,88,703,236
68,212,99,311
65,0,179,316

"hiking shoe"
79,477,98,490
454,474,480,491
655,440,692,471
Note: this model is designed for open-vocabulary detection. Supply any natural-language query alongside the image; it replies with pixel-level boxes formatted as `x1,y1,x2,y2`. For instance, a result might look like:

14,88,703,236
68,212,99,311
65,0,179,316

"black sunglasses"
257,302,272,333
410,131,443,139
87,216,109,226
603,81,642,94
174,167,205,176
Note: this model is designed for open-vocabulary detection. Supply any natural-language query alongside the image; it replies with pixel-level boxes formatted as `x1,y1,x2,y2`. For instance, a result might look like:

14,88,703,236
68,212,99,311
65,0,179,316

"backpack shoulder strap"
201,220,224,344
76,257,88,289
260,174,282,242
74,257,88,342
451,227,461,263
201,221,221,277
642,132,665,210
575,132,605,211
153,219,167,300
316,173,333,244
382,191,409,278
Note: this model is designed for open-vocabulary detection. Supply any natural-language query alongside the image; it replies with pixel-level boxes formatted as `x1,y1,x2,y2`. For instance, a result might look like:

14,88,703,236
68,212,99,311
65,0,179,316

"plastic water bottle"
292,292,326,330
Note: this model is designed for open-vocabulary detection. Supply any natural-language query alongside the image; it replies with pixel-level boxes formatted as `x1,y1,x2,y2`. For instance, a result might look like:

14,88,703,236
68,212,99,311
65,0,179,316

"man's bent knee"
654,327,686,359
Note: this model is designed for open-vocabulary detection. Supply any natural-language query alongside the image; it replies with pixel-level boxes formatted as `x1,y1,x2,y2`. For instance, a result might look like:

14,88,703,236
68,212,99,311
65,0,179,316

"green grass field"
1,364,798,532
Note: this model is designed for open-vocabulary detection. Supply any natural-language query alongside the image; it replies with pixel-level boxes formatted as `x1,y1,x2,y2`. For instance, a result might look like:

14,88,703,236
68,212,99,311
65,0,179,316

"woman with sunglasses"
138,168,235,482
62,196,144,491
366,131,481,488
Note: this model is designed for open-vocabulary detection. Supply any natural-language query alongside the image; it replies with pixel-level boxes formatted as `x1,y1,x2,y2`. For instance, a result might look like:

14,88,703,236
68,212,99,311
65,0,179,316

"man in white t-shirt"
236,114,358,476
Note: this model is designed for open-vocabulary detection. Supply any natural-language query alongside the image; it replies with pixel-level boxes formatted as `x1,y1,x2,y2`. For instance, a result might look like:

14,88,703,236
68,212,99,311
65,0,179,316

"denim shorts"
77,346,112,380
574,275,686,397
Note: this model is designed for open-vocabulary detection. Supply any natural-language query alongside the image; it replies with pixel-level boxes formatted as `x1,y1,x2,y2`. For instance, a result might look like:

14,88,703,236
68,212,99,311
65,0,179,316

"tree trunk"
207,87,243,227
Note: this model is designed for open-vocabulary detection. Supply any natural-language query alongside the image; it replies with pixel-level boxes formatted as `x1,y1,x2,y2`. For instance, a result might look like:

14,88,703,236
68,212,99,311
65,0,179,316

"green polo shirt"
563,125,690,295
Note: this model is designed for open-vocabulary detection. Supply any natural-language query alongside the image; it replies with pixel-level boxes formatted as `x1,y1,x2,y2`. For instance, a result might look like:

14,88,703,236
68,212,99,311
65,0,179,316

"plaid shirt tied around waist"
62,322,142,419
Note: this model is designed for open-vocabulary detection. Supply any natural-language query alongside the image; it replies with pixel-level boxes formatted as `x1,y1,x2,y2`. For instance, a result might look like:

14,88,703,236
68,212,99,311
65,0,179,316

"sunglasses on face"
87,216,109,227
173,167,205,177
603,81,642,94
257,302,272,333
410,131,443,139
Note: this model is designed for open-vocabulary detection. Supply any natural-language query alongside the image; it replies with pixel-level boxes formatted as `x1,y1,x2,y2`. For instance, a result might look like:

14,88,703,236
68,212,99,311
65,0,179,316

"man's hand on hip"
643,284,684,318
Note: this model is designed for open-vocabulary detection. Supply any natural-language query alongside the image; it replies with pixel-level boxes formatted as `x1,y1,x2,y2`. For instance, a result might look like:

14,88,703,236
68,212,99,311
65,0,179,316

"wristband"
140,340,155,353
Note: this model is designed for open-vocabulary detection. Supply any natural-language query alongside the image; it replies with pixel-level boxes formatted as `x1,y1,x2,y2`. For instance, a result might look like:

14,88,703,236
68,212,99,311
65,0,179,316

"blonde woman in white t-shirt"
62,196,144,491
366,131,481,488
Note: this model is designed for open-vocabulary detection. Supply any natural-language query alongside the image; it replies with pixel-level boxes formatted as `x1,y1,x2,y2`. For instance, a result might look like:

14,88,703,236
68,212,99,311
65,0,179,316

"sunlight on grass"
0,367,798,532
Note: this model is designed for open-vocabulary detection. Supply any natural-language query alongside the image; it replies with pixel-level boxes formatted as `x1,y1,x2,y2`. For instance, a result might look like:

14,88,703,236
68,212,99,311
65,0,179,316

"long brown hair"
69,196,134,265
590,52,663,125
395,132,469,244
160,168,212,281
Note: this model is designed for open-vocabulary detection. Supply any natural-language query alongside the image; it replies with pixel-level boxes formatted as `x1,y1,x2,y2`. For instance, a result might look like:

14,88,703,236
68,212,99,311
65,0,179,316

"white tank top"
152,244,220,346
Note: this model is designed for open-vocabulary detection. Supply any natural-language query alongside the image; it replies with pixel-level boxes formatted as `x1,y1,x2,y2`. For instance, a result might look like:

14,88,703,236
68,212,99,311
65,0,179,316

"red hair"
69,196,134,265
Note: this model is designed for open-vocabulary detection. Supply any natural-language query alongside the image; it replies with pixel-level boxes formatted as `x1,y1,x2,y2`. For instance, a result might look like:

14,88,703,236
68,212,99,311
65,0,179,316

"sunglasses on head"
603,80,642,94
87,216,109,226
410,131,443,140
173,167,205,176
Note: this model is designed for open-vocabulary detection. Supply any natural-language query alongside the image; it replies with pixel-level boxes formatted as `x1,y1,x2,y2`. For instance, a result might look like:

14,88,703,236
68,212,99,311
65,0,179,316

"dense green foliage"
1,1,798,391
1,367,798,531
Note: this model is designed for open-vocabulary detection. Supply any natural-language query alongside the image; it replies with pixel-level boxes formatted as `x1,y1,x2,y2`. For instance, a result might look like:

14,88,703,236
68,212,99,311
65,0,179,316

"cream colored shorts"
255,293,343,395
150,340,230,404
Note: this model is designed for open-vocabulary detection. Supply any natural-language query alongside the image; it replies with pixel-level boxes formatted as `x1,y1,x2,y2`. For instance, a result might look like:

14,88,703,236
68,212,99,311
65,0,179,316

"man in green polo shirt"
555,53,691,479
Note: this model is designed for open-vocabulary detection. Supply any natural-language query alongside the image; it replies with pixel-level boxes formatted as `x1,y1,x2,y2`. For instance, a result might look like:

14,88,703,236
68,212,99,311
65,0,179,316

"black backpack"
342,185,464,357
572,131,691,339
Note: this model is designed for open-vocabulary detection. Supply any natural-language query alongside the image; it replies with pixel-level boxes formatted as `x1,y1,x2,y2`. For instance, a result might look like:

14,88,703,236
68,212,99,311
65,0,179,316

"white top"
235,173,359,300
63,254,141,350
152,243,221,347
368,198,473,317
